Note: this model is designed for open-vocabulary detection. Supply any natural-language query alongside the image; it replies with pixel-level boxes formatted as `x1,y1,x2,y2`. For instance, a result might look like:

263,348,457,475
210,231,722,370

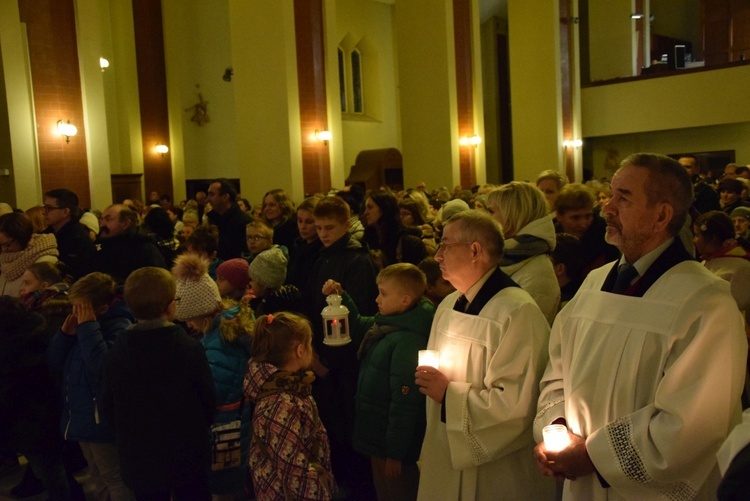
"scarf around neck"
500,233,551,266
0,233,58,281
256,368,315,400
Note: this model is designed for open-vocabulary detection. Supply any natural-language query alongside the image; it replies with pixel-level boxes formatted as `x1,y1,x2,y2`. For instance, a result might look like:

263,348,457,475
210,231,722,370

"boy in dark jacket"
46,272,135,500
306,195,379,498
101,267,216,499
323,263,435,501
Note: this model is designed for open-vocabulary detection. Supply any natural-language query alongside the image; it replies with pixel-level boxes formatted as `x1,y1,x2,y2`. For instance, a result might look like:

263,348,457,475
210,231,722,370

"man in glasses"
43,188,96,279
415,210,553,500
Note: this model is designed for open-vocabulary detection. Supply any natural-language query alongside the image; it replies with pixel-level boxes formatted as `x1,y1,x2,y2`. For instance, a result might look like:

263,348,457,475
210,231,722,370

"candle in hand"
418,350,440,369
543,424,571,452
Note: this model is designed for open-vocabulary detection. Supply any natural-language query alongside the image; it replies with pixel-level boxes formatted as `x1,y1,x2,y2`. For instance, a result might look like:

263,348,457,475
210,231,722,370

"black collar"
462,267,519,316
601,238,695,297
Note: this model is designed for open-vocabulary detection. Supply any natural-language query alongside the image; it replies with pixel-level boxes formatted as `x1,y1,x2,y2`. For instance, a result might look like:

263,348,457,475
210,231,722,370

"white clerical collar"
617,237,674,278
463,266,497,305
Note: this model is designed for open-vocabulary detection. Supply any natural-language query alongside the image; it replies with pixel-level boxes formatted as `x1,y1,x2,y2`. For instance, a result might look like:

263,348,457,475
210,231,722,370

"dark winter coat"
271,216,300,252
342,293,434,462
306,233,378,352
0,312,62,453
93,232,167,284
287,237,323,291
101,322,216,492
207,204,252,260
47,220,96,280
46,296,134,442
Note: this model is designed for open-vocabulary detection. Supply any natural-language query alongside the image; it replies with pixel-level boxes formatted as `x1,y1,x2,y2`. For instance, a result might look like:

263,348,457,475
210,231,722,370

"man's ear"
96,304,109,316
654,203,674,233
553,262,566,279
469,241,481,259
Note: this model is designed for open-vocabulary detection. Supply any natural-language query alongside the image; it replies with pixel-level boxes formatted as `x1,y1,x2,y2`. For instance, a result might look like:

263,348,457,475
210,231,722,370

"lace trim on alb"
606,416,697,501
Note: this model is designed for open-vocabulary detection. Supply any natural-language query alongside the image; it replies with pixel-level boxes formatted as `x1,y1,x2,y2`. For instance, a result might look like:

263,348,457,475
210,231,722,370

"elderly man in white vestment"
534,153,748,500
415,211,555,500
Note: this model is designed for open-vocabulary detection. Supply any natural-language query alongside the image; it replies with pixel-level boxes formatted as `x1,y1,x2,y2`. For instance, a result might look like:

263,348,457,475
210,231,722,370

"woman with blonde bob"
488,182,560,324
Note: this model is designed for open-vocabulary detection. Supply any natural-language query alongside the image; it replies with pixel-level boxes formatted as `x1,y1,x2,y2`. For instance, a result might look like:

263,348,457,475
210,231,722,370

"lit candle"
418,350,440,369
543,424,571,452
331,318,340,339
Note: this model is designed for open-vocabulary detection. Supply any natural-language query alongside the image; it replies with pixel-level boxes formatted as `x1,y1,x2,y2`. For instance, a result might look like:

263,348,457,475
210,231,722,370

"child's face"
297,209,317,243
315,217,350,248
250,278,267,298
376,279,411,316
19,270,46,296
428,276,456,303
216,276,238,298
246,230,271,254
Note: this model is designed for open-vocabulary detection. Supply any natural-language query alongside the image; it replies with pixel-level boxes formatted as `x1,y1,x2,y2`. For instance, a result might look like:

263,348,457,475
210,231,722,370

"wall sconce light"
57,120,77,143
99,57,110,71
563,139,583,148
459,135,482,147
315,129,332,145
155,144,169,157
631,13,645,19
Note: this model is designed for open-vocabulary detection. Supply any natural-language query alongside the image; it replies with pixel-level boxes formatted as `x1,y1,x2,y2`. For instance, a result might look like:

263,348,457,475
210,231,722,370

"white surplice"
418,287,555,500
536,260,747,500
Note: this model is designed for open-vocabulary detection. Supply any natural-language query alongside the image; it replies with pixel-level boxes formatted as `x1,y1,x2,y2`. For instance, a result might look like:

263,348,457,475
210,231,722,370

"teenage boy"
323,263,435,500
306,195,378,499
101,267,216,500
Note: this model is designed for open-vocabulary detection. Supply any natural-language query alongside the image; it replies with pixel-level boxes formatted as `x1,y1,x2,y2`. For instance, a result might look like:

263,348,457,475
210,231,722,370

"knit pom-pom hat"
172,253,221,321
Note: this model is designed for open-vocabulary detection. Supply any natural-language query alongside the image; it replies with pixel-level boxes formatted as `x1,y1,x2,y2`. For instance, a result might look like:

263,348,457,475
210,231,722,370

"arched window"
351,49,364,114
338,47,347,113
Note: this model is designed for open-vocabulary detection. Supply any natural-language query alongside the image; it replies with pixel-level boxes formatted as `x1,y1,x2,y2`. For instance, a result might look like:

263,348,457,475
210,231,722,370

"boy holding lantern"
322,263,435,500
306,195,379,498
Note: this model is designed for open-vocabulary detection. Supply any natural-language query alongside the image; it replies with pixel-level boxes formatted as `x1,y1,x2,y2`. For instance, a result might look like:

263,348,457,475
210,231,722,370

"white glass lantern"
321,294,351,346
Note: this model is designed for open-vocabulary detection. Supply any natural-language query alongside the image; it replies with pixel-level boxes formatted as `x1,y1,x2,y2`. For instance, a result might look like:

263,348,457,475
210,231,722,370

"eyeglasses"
246,235,269,242
42,205,65,213
435,241,472,254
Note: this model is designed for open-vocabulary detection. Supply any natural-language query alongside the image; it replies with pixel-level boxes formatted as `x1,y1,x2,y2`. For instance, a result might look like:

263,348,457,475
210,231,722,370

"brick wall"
132,0,173,202
294,0,331,196
453,0,477,189
18,0,91,208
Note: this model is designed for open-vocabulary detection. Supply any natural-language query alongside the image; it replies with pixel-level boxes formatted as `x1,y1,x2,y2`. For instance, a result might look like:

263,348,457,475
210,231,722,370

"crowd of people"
1,153,750,500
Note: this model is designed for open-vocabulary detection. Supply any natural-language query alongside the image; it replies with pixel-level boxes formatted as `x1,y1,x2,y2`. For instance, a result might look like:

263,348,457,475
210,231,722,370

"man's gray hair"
446,211,504,264
619,153,693,236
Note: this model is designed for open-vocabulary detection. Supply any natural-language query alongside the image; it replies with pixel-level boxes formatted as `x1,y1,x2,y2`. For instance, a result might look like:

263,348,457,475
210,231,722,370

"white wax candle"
418,350,440,369
543,424,571,452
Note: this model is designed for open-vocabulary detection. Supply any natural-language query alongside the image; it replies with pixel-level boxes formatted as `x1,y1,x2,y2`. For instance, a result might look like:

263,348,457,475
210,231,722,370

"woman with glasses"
0,212,59,297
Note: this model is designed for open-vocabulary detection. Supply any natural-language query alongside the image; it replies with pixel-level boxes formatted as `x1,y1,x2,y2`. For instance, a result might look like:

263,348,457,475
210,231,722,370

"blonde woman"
488,182,560,324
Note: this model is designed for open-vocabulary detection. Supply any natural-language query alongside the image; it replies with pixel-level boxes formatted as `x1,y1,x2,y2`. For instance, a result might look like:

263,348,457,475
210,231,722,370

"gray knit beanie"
248,246,287,289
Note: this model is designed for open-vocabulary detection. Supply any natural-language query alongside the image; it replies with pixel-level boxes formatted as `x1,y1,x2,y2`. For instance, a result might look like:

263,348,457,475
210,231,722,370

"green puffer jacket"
341,292,435,463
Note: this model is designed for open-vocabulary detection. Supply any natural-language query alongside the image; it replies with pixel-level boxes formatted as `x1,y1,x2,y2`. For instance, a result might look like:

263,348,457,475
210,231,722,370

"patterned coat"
244,361,333,500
